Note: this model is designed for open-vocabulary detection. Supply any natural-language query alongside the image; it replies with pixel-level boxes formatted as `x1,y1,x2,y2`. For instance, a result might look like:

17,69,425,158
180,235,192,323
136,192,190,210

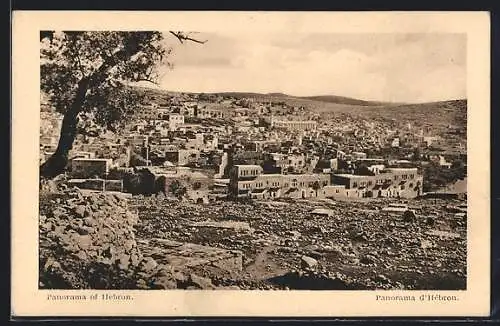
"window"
353,182,358,188
368,181,373,186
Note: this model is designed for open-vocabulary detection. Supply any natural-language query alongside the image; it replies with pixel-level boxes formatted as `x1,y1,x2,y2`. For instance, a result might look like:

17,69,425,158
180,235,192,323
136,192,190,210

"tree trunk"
40,79,89,179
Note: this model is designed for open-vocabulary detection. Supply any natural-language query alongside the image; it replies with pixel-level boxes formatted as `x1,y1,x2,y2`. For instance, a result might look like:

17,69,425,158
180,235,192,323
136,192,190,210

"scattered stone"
117,254,130,270
189,273,215,290
285,230,301,238
152,277,177,289
188,221,252,232
74,205,86,218
360,255,375,265
142,257,158,272
305,250,324,260
373,274,389,284
75,251,87,260
300,255,318,269
83,217,96,227
76,226,93,235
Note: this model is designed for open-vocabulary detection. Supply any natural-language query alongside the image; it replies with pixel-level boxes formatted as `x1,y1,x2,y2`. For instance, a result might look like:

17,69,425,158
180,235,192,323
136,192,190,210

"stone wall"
39,187,143,289
39,183,223,290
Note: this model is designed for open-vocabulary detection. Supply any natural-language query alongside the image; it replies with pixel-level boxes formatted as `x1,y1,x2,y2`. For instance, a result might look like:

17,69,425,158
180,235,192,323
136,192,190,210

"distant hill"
299,95,394,107
127,86,467,129
42,85,467,147
266,92,290,98
211,91,392,107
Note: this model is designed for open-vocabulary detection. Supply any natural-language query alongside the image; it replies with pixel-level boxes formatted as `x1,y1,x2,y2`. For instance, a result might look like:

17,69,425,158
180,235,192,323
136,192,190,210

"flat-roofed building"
169,114,185,131
271,118,317,131
70,158,113,179
331,167,423,199
197,106,226,119
229,164,330,199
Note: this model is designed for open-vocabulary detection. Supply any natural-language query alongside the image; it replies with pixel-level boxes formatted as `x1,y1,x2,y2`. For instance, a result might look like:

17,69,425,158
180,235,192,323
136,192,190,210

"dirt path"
244,245,287,280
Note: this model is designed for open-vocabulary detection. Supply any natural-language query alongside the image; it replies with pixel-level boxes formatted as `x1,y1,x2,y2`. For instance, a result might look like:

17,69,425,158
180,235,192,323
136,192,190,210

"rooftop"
234,164,263,169
386,167,419,171
311,208,334,215
333,174,372,178
72,158,112,162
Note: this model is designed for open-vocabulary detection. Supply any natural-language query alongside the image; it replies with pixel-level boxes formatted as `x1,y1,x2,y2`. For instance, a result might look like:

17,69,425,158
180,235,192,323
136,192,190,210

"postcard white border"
11,11,490,317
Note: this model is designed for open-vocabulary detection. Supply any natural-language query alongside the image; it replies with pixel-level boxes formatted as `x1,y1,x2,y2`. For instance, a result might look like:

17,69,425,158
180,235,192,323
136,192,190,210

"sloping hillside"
212,91,390,108
300,95,392,107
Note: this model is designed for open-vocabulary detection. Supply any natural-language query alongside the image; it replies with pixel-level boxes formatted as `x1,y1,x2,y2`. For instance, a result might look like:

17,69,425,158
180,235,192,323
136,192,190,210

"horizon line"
132,84,467,105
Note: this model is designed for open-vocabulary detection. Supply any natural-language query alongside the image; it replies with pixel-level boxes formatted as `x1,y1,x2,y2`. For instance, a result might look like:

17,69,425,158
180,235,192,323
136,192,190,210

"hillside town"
39,88,468,290
40,89,466,203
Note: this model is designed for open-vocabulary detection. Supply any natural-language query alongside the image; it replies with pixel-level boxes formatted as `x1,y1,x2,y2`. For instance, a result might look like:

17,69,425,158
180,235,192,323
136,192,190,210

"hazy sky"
155,32,466,103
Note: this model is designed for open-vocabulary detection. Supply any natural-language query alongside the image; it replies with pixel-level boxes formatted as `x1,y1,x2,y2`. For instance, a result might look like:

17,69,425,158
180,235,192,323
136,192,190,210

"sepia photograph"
38,30,468,291
12,11,490,317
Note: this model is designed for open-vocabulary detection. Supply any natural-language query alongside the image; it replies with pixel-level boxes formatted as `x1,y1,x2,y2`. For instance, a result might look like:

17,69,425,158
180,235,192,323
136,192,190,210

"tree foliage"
40,31,204,178
41,31,169,129
354,163,375,176
422,160,466,192
169,180,187,198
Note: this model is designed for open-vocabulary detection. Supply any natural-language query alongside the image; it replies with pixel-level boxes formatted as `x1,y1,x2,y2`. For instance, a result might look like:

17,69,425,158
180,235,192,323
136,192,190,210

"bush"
422,161,466,192
169,180,187,198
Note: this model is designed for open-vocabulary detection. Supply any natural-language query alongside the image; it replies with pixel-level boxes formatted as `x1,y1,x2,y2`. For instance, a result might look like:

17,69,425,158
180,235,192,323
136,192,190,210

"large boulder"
300,255,318,269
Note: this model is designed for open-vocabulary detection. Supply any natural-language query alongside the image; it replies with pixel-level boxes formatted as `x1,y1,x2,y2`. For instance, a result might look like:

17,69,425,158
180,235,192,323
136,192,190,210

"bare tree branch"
169,31,207,44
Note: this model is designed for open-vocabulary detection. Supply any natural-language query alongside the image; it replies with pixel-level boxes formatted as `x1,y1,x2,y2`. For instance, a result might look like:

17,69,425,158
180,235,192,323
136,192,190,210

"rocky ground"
39,180,466,290
39,181,228,290
131,194,467,290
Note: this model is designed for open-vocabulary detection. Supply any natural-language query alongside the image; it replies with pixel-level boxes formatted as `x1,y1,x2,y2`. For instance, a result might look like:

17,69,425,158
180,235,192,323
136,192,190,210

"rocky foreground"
132,195,466,290
39,181,467,290
39,183,229,290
